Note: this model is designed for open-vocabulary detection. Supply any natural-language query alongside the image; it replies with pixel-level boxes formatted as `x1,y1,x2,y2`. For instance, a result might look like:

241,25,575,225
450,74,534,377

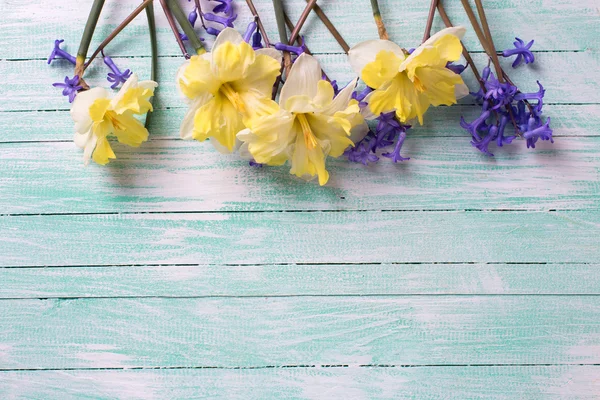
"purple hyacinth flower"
344,140,379,165
496,114,516,147
351,87,373,108
212,0,234,14
52,75,82,103
471,125,498,156
203,12,236,28
251,31,263,49
179,32,189,41
446,62,467,75
104,56,132,89
460,110,491,141
249,160,263,167
243,21,257,43
514,81,545,112
274,37,307,56
329,79,340,96
484,73,518,110
382,127,410,162
188,9,198,26
502,37,535,68
205,27,221,36
47,39,76,65
524,117,553,148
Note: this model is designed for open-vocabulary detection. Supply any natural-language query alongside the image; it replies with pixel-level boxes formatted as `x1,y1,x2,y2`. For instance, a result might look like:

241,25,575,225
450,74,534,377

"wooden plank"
1,296,599,369
0,137,598,214
1,0,597,60
2,104,597,143
1,211,599,267
2,263,600,298
1,365,599,399
2,50,599,112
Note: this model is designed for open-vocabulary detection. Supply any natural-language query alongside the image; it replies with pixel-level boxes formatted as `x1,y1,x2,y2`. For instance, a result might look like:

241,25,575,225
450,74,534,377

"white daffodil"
177,28,282,153
70,74,157,165
348,26,469,124
237,53,367,186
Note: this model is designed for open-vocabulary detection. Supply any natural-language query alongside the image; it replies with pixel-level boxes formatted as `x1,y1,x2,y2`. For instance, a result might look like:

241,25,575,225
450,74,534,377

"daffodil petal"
320,78,357,116
307,113,354,158
348,39,404,76
423,26,466,48
313,80,335,109
113,114,149,147
91,137,116,165
362,50,403,89
416,66,464,106
193,93,245,152
255,47,282,63
71,87,108,134
212,27,244,52
212,41,255,83
181,94,212,140
285,94,316,114
279,53,321,108
231,53,281,97
179,55,220,99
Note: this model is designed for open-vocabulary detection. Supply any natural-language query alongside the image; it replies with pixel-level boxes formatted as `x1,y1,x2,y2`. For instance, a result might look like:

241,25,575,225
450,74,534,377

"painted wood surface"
2,366,599,400
2,296,600,368
1,0,600,398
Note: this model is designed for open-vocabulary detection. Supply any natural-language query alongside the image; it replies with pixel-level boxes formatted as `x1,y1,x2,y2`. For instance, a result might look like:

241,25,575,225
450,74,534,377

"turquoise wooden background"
1,0,600,398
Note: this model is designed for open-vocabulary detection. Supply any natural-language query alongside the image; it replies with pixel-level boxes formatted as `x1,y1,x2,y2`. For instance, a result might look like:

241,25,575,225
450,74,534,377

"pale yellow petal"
362,50,402,89
212,41,255,83
348,39,404,76
112,113,149,147
71,87,108,135
319,78,357,116
91,137,116,165
231,53,281,96
180,95,211,140
279,53,321,108
179,55,220,99
415,66,464,106
193,93,245,152
313,80,335,109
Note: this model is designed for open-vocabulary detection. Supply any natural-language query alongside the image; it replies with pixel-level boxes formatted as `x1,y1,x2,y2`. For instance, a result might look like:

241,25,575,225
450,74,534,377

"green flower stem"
304,0,349,53
473,0,504,83
422,0,438,43
288,0,317,45
459,0,504,82
159,0,190,58
85,0,154,68
436,1,482,84
166,0,205,54
145,1,158,128
370,0,389,40
271,0,292,75
75,0,106,85
283,12,330,81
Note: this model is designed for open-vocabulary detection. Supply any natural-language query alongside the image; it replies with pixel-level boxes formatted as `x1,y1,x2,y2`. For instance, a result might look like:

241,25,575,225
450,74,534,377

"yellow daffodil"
237,54,367,186
70,74,157,165
177,28,282,153
348,26,469,124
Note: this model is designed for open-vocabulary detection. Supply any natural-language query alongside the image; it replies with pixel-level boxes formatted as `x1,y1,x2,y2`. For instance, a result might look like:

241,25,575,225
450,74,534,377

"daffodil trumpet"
71,74,158,166
237,53,368,186
348,26,469,125
177,28,282,153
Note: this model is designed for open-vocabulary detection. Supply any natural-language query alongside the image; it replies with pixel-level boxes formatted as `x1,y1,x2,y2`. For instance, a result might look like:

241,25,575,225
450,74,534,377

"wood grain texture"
2,0,597,60
1,296,600,369
1,211,600,267
1,366,599,399
1,137,598,214
3,50,599,112
1,0,600,397
2,263,600,298
1,104,599,143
